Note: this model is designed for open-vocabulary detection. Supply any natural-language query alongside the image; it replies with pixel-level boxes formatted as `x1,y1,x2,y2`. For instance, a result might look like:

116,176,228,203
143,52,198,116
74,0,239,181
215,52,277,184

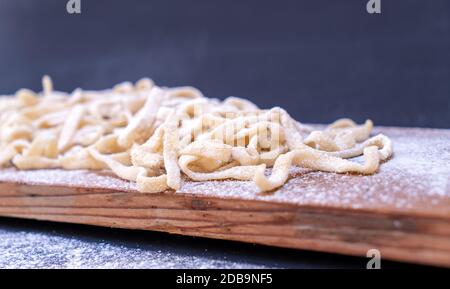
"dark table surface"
0,217,431,269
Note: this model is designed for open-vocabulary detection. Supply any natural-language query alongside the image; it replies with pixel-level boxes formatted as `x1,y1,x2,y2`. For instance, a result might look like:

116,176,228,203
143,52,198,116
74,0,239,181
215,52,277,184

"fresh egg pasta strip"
12,155,60,169
117,87,164,148
136,171,169,193
254,146,380,191
17,89,39,106
26,134,58,158
57,105,84,152
0,140,29,167
179,155,265,181
162,111,181,190
87,147,140,182
327,134,393,160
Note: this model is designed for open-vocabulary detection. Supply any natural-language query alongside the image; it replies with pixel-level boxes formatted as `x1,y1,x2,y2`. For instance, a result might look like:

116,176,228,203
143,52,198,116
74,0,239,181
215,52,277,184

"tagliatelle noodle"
0,76,393,193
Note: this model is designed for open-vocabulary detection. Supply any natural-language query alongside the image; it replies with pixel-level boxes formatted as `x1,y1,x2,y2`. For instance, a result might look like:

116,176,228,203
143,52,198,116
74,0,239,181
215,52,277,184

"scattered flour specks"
0,229,268,269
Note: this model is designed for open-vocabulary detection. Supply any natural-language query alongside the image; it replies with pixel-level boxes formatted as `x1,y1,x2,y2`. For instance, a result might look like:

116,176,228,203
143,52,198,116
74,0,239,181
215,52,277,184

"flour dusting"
0,127,449,217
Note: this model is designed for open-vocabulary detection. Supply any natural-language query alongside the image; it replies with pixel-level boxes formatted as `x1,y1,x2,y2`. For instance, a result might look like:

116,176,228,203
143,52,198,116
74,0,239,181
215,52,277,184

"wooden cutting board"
0,127,449,267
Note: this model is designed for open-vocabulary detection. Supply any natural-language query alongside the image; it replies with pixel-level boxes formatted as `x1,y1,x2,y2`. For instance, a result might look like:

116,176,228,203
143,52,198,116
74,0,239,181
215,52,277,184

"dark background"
0,0,449,128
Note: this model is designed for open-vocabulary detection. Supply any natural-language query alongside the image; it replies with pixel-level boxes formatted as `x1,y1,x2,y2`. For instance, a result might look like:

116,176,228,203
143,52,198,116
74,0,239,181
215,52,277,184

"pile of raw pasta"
0,76,392,193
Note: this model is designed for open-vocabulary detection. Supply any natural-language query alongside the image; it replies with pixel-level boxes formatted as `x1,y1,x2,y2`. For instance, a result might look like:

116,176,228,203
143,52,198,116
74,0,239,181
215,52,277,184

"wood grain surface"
0,127,449,267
